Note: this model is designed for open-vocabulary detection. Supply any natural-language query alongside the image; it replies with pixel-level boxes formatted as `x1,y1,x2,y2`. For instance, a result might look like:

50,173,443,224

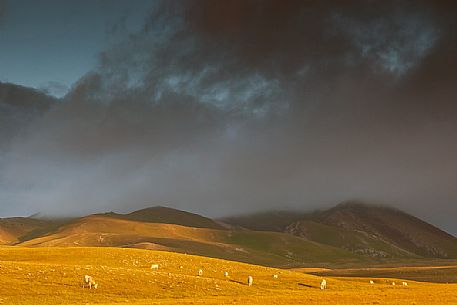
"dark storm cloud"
1,1,457,234
0,83,56,145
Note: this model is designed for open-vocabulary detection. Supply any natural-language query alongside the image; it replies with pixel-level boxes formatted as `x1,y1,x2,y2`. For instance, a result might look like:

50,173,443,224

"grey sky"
0,1,457,235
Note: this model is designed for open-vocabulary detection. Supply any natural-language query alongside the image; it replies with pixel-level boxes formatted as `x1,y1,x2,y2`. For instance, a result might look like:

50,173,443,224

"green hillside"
285,220,414,258
219,210,307,231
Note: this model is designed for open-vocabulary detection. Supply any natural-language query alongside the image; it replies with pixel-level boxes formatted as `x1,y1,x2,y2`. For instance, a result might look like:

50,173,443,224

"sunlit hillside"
19,215,360,267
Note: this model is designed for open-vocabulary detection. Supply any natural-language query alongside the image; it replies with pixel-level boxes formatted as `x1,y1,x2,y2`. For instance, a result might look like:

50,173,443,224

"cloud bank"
1,0,457,233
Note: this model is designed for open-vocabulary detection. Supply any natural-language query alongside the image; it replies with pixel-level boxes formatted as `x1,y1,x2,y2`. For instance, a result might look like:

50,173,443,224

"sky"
1,0,457,234
0,0,151,96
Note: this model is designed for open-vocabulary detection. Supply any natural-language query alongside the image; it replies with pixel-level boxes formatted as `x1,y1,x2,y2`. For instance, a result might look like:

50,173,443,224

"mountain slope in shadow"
222,201,457,259
105,206,225,230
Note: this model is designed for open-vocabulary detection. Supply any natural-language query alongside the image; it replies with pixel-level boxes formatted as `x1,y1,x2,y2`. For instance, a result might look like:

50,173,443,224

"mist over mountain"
0,1,457,235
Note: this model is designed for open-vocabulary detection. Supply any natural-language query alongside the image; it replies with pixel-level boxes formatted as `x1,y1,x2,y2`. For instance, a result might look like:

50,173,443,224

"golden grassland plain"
0,247,456,304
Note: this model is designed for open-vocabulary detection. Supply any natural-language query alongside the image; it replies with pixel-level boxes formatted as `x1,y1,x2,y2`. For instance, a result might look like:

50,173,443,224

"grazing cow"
224,272,229,277
273,274,278,279
320,279,327,290
392,282,396,286
150,264,159,270
402,282,408,286
247,276,253,286
369,280,374,284
82,275,98,289
198,269,203,276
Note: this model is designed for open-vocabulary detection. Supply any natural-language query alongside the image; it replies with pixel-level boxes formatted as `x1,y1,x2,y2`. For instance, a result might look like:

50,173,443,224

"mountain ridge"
0,202,456,265
19,213,360,267
104,206,225,230
221,201,457,259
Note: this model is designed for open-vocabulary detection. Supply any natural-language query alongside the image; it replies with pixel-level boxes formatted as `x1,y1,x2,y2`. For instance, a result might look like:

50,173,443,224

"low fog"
1,1,457,234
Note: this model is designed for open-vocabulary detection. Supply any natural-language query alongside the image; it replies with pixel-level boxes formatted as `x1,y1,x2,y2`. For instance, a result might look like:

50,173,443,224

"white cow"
198,269,203,276
273,274,278,279
224,272,229,277
247,275,253,286
369,280,374,284
392,282,396,286
320,279,327,290
82,275,98,289
402,281,408,286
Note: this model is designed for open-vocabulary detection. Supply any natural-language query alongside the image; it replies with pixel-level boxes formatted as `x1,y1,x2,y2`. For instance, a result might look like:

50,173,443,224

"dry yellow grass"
0,247,455,304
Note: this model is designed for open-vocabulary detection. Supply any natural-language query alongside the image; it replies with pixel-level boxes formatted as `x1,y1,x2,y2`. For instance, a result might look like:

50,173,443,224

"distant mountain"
285,219,413,258
311,202,457,258
104,206,225,230
19,214,359,267
0,217,68,244
222,201,457,259
219,210,308,232
2,202,457,266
